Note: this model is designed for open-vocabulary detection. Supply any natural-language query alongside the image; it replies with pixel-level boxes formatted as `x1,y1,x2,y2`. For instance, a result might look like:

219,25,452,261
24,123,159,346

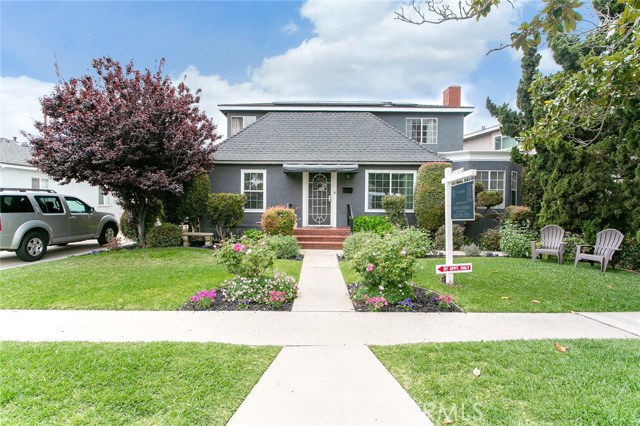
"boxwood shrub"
145,223,183,248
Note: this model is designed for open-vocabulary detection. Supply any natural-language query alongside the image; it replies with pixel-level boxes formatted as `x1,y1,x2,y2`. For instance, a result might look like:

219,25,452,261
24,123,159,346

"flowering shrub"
434,294,454,309
189,289,217,309
267,290,287,309
397,298,415,312
349,232,416,303
225,272,298,305
342,232,379,260
216,237,275,278
393,227,433,258
365,296,388,312
500,221,535,258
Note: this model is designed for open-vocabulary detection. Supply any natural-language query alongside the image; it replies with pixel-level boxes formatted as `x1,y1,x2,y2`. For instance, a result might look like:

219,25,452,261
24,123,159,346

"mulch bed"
347,284,463,313
178,297,293,312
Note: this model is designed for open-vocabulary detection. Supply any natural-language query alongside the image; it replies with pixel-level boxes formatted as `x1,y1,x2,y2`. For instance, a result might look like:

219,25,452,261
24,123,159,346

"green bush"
618,234,640,271
162,170,211,230
243,229,265,242
145,223,183,248
260,206,297,236
500,221,535,258
393,227,433,258
415,162,450,232
349,232,416,303
561,232,586,262
382,194,408,228
434,224,466,250
479,228,501,251
477,191,503,210
342,232,379,260
460,243,481,256
215,238,275,278
265,235,301,259
505,205,532,226
352,215,393,234
207,193,246,239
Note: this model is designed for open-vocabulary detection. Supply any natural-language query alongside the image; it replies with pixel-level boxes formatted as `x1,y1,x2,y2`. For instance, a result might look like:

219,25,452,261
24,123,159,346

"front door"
304,172,336,227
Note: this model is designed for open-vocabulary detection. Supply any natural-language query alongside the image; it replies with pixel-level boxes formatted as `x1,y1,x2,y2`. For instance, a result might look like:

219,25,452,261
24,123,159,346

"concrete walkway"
1,249,638,426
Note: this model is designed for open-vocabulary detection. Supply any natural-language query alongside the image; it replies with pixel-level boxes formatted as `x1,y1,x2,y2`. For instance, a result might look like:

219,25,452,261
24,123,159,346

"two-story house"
210,86,519,233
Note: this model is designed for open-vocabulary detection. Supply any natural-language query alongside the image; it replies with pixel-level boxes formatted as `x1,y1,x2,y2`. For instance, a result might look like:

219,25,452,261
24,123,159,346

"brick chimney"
443,85,461,107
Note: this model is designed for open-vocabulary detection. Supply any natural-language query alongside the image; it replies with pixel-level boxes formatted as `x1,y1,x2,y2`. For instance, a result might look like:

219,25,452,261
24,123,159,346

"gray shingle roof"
214,112,449,163
0,138,31,166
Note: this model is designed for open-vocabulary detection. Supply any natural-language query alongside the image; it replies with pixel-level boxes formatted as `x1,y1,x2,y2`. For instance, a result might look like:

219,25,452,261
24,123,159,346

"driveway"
0,241,103,270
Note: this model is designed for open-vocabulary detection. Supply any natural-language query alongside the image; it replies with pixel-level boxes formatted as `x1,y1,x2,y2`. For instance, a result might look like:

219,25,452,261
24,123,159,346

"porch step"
294,227,351,250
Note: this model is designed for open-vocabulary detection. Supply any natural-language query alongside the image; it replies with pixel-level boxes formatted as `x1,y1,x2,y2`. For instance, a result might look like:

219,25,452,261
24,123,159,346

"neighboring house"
210,86,520,231
0,137,123,221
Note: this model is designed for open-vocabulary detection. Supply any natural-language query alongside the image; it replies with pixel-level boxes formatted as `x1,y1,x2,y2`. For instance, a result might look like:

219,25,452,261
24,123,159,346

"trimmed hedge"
414,162,450,232
352,215,393,234
477,191,503,209
145,223,183,248
265,235,301,259
479,228,501,251
261,206,297,236
505,205,532,225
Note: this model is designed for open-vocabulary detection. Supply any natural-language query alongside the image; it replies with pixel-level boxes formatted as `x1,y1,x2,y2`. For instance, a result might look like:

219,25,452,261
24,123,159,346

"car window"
0,195,35,213
34,195,65,214
65,197,92,214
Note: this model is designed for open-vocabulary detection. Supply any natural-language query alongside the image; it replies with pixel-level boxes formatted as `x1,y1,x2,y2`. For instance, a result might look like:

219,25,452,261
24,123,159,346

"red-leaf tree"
24,57,219,243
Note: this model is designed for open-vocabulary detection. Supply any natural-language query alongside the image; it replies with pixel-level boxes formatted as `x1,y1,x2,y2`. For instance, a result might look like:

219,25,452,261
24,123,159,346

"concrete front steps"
294,227,351,250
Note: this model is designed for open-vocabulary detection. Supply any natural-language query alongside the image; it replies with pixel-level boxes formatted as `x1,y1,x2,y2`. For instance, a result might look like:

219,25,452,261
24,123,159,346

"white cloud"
281,20,299,35
538,47,562,74
0,76,54,141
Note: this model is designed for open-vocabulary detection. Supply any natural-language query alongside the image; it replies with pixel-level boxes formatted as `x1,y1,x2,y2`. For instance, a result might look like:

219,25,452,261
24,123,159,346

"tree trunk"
136,204,150,245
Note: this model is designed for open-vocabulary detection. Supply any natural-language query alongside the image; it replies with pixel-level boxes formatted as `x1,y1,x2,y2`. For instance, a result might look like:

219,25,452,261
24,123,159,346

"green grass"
0,341,279,425
372,339,640,426
0,247,302,310
341,257,640,312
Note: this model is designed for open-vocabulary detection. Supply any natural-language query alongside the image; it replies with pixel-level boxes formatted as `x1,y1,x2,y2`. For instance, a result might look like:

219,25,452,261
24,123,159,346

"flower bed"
178,289,293,311
347,283,463,313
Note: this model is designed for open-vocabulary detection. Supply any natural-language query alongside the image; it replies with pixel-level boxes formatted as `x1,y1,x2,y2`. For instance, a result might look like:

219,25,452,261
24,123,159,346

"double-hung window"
31,177,49,190
241,170,266,212
406,118,438,145
477,170,506,209
366,171,416,212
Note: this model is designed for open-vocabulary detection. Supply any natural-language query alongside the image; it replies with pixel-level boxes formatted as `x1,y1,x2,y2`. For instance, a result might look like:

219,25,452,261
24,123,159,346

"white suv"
0,188,118,261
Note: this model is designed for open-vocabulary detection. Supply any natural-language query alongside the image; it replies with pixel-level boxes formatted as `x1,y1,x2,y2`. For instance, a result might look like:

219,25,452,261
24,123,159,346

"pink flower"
233,243,246,252
366,263,375,272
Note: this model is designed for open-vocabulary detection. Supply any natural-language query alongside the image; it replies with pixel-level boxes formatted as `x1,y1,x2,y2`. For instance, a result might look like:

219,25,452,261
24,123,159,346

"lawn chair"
574,228,624,273
531,225,566,264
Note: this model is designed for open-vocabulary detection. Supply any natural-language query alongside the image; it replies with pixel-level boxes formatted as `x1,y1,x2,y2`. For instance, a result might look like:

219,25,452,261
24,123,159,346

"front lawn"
0,247,302,310
373,339,640,426
0,342,279,425
341,257,640,312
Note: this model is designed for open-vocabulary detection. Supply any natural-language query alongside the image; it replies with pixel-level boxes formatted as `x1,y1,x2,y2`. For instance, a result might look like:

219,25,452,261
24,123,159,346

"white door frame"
302,172,337,227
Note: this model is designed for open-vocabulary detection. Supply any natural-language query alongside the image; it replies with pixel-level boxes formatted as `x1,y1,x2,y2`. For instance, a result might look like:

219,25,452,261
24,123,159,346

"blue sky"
1,0,563,139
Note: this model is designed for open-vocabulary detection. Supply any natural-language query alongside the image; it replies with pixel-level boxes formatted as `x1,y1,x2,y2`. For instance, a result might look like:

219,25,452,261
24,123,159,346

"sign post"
441,167,476,285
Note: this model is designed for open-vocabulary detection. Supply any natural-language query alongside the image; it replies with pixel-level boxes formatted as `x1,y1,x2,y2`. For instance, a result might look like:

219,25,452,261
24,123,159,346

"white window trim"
477,170,506,209
98,188,111,206
241,169,267,213
511,171,518,205
31,177,49,190
406,117,438,145
365,170,417,213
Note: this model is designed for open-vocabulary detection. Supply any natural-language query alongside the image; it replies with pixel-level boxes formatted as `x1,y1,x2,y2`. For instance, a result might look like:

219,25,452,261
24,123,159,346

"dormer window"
231,116,256,136
406,118,437,144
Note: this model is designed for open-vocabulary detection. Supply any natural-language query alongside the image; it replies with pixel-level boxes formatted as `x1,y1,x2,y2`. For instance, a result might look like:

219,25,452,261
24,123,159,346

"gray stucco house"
210,86,520,234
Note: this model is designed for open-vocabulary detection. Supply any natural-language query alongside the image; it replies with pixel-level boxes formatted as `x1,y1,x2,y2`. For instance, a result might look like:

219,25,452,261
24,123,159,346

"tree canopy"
24,57,219,242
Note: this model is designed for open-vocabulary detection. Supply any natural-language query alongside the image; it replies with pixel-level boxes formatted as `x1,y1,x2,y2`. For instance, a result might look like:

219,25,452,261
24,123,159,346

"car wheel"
98,223,118,246
16,231,48,262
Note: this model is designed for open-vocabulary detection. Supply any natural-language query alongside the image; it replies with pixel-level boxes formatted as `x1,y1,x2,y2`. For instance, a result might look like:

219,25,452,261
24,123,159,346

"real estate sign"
451,180,475,221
